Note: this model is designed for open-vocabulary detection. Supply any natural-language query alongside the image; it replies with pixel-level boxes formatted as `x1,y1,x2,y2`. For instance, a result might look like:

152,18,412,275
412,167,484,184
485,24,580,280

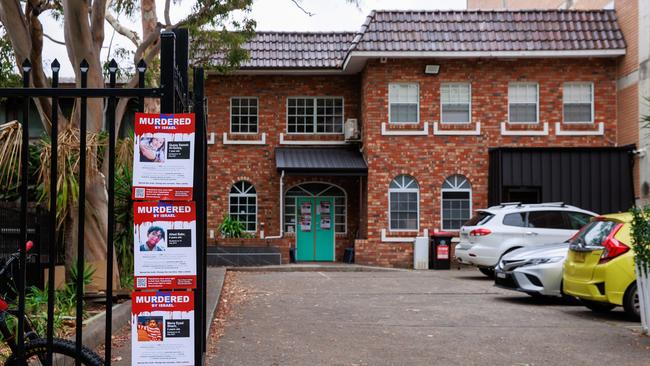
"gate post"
160,31,177,113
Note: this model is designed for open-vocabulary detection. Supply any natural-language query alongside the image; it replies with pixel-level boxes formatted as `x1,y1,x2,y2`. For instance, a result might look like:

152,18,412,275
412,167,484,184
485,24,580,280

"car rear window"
564,212,593,230
570,220,617,247
465,211,494,226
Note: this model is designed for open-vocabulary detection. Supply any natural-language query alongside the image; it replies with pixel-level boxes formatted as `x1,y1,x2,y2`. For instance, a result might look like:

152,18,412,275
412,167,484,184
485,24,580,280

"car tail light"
470,228,492,237
599,223,628,264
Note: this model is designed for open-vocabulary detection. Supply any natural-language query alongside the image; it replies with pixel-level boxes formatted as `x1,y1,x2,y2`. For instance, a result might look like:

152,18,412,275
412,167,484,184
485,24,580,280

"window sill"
500,122,549,136
433,122,481,136
217,132,267,145
381,122,429,136
380,228,429,243
555,122,604,136
279,133,347,145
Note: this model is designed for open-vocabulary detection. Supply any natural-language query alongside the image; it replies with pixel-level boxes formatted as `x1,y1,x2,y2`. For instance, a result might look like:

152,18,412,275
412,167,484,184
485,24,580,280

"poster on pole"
134,201,197,289
132,113,195,201
132,291,194,366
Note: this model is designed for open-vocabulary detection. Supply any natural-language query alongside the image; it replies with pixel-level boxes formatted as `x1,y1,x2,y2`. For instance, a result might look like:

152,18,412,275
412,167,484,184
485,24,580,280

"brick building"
206,9,633,268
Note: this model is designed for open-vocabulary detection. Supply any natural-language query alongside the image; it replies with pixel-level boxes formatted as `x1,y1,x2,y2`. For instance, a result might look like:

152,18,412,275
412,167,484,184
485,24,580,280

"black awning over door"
275,147,368,176
488,146,635,214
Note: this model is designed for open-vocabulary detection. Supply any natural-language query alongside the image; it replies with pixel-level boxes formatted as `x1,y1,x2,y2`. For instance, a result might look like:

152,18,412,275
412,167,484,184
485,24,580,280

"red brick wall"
206,57,618,268
360,58,617,268
205,75,361,263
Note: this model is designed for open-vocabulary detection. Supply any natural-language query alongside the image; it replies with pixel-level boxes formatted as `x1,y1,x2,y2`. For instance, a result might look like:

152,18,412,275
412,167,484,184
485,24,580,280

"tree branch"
164,0,171,26
105,10,140,46
133,22,162,62
290,0,314,16
43,32,65,45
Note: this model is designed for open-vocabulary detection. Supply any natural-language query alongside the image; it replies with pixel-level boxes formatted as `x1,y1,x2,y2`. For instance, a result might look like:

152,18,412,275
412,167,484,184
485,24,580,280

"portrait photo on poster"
139,135,166,163
137,316,164,342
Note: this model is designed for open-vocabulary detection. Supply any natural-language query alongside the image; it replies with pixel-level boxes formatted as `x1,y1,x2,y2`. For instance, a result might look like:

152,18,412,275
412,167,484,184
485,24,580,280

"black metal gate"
0,29,208,365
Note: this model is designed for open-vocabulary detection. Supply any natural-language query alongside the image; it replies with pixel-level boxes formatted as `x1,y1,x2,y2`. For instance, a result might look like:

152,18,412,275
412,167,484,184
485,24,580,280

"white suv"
455,203,596,277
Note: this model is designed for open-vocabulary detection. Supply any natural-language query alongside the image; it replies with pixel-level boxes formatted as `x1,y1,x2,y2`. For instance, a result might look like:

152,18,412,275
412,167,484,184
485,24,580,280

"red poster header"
134,201,195,225
132,291,194,313
135,113,195,134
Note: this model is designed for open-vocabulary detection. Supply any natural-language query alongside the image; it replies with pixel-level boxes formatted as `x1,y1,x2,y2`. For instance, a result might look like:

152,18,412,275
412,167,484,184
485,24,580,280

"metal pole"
76,59,89,366
17,58,31,365
46,58,61,366
160,32,176,113
193,67,206,365
105,59,119,366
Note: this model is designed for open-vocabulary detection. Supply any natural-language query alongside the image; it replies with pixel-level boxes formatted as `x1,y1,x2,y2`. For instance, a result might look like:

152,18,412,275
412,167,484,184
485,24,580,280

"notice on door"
132,291,194,366
132,113,195,201
320,216,331,230
134,201,196,289
300,202,312,232
317,201,330,215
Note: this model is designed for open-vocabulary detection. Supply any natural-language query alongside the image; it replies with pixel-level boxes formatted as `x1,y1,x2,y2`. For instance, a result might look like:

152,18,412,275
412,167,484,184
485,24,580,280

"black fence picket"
0,30,207,365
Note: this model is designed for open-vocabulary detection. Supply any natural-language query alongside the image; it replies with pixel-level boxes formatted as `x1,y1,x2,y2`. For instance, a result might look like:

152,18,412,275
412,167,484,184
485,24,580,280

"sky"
39,0,467,77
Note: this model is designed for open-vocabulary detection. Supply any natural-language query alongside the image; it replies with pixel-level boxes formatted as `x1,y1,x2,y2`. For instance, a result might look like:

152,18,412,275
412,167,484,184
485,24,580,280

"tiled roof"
354,10,626,52
210,10,625,70
218,32,356,69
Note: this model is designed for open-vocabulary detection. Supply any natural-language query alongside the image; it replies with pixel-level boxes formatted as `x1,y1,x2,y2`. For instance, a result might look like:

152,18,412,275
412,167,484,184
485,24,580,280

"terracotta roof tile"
207,9,625,70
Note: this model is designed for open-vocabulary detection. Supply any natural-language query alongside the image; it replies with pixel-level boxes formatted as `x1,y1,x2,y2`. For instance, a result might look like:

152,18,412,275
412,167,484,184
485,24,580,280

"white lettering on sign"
138,117,192,126
136,295,191,304
137,205,192,214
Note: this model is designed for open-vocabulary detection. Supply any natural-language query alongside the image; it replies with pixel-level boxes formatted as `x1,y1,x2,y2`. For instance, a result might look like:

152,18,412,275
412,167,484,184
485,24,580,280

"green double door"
296,197,335,261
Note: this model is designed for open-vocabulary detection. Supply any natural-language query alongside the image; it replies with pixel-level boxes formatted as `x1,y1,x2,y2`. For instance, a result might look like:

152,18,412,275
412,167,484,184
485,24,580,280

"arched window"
441,174,471,230
229,181,257,232
284,183,346,234
389,175,419,231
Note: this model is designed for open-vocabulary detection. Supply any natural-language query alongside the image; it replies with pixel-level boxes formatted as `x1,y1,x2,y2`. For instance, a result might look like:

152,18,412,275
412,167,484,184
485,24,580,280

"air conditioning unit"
344,118,360,141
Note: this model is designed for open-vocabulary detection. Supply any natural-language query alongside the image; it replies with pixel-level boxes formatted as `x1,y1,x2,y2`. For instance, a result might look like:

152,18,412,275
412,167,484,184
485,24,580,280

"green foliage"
218,215,252,238
114,136,135,288
0,26,20,91
631,207,650,276
0,141,42,202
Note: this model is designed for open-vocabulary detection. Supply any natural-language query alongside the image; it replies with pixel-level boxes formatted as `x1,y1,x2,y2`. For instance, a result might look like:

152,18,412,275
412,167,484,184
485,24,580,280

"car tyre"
478,267,494,278
623,282,640,321
581,299,616,313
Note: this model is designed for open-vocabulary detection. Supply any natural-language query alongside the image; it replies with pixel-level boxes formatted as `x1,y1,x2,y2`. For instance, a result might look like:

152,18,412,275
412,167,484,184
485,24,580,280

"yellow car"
563,213,639,320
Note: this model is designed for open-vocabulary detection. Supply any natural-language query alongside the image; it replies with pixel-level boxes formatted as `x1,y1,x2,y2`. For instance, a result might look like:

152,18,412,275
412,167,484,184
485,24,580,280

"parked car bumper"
495,262,563,297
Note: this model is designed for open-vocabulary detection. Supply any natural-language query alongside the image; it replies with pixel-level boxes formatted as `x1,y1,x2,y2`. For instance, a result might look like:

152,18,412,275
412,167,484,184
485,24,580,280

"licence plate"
496,272,506,279
573,252,586,263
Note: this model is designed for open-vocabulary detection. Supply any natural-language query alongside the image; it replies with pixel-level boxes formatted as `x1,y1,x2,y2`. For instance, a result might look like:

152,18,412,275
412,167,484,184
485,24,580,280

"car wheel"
581,299,616,313
478,267,494,278
623,283,640,321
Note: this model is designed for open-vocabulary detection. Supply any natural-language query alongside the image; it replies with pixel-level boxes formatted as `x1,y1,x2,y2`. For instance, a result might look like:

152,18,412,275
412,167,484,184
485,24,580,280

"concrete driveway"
209,268,650,366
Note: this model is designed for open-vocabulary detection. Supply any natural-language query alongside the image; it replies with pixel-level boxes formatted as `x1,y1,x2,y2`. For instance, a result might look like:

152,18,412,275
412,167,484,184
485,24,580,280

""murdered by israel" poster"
134,201,196,290
132,113,195,201
132,291,194,366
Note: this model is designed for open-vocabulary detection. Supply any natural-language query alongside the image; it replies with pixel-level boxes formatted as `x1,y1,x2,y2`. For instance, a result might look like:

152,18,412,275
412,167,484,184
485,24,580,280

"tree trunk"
141,0,161,113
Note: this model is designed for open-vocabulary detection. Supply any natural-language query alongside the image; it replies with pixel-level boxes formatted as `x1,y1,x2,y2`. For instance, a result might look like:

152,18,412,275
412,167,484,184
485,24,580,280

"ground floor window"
389,175,419,231
229,181,257,232
441,174,471,231
284,183,346,234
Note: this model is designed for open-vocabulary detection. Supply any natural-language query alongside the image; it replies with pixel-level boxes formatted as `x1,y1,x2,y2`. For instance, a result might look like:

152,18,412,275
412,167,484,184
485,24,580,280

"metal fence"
0,29,208,365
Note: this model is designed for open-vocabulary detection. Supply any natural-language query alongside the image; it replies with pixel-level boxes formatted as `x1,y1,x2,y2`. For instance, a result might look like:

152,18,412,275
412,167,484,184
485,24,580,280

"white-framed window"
389,175,419,231
230,97,258,133
286,97,344,134
389,83,419,124
441,83,471,123
284,183,346,234
229,181,257,232
441,174,472,231
508,83,538,123
563,83,594,123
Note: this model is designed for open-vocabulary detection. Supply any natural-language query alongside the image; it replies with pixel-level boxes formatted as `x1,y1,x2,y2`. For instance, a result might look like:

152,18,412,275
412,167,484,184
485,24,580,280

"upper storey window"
287,97,344,134
441,83,471,123
230,97,258,133
389,83,419,124
508,83,538,123
563,83,593,123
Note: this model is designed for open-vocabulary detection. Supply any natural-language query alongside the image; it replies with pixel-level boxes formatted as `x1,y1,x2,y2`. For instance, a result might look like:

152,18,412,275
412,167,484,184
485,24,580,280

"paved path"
209,268,650,366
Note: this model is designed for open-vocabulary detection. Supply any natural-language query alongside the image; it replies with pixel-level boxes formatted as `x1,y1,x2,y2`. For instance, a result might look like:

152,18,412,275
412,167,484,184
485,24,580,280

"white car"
494,243,569,297
455,202,596,277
